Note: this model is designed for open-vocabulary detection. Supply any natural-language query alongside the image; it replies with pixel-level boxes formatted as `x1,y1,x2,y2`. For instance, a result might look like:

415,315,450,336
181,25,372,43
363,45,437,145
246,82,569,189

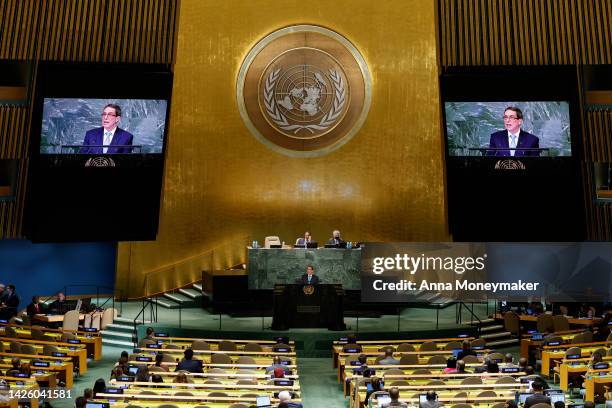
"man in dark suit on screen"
487,107,540,157
301,265,320,285
80,103,134,154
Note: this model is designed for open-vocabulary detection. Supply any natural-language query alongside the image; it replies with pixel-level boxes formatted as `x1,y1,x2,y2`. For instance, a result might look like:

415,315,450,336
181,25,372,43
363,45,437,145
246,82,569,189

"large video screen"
41,98,167,154
445,101,572,157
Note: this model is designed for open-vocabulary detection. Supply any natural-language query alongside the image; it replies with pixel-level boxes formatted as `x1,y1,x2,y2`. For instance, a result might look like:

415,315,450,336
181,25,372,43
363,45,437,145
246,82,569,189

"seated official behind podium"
327,229,346,246
301,265,319,285
296,231,313,247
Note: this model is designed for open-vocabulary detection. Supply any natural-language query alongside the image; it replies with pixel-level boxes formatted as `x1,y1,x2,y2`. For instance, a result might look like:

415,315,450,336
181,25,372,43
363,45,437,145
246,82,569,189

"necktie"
103,131,112,153
308,276,311,283
511,135,517,156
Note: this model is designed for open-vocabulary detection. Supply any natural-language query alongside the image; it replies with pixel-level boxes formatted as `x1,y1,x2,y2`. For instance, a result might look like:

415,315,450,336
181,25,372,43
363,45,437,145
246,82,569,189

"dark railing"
456,301,487,337
132,297,158,347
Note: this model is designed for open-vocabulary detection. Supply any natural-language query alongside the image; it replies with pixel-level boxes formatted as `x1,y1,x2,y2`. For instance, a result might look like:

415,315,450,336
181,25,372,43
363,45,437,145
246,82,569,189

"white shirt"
103,127,117,154
507,130,520,156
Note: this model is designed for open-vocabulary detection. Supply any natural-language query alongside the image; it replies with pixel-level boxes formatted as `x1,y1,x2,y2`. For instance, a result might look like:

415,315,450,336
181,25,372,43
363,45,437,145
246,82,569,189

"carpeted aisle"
298,358,348,407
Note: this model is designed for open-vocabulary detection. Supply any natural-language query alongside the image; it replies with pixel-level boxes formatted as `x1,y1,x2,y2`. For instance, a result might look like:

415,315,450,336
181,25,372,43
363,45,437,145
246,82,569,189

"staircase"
100,316,146,348
474,317,519,348
150,282,204,309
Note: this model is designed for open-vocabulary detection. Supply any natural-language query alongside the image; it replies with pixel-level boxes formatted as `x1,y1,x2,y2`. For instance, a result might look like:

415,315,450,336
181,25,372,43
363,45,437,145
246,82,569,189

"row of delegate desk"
110,336,303,407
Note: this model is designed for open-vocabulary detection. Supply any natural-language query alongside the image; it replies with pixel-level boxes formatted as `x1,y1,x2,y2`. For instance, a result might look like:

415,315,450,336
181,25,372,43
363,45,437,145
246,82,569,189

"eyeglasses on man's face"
101,112,117,118
503,115,519,120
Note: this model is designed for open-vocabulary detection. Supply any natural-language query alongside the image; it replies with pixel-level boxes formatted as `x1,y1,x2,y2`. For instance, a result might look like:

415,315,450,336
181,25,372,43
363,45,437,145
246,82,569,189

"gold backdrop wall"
116,0,448,298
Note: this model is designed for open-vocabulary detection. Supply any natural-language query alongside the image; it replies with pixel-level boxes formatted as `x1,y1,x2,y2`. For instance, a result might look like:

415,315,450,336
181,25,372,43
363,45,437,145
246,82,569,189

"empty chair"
164,343,181,349
427,379,445,385
580,331,593,343
218,340,237,351
397,343,415,352
236,369,255,374
390,380,409,386
470,338,486,348
412,368,431,374
462,355,479,363
477,391,497,398
207,392,227,397
382,369,405,377
158,405,180,408
203,379,222,384
30,327,46,340
236,379,257,385
84,313,101,330
3,327,17,338
427,355,447,364
208,368,226,374
210,353,232,364
536,314,554,333
243,342,262,352
491,403,506,408
419,341,437,351
43,345,60,355
62,310,80,332
495,376,517,384
174,392,193,396
565,346,581,357
444,341,462,351
236,356,256,364
345,355,359,366
100,308,117,330
451,404,472,408
148,366,165,372
126,406,144,408
543,335,563,345
60,332,77,342
592,348,606,357
241,394,259,398
264,236,281,248
192,340,210,350
552,315,570,332
272,343,291,352
161,353,175,363
461,376,482,385
399,354,419,365
228,404,249,408
486,352,504,363
530,404,553,408
139,391,157,395
454,392,468,399
20,345,38,355
9,341,22,353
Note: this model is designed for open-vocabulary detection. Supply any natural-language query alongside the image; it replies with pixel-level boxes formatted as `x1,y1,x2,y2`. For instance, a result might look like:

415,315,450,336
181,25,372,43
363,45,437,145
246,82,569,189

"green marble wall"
248,248,361,290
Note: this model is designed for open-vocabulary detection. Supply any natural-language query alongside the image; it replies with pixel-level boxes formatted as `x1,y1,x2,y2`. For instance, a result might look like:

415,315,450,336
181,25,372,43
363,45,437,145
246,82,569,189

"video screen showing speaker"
445,101,572,157
40,98,168,155
25,62,173,242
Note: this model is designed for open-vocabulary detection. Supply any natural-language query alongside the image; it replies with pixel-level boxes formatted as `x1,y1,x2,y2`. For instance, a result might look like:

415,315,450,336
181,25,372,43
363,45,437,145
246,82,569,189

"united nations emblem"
237,25,372,157
303,285,315,295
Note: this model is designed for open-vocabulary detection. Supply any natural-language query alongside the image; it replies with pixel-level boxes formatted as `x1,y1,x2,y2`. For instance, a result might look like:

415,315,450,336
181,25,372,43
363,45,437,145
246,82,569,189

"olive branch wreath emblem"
263,68,346,134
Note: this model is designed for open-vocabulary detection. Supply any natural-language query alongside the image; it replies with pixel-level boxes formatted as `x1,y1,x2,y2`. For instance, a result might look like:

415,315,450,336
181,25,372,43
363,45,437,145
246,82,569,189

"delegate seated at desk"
26,296,47,318
301,266,319,285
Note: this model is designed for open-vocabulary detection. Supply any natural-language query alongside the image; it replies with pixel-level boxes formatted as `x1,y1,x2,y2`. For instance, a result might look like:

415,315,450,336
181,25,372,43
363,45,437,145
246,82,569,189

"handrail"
457,301,484,337
133,297,158,347
137,236,249,299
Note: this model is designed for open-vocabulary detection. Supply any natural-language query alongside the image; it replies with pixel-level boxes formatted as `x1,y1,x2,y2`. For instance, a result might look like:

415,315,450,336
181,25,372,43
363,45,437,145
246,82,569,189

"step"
151,297,180,309
486,338,520,347
114,317,152,325
163,292,194,305
100,330,136,339
102,338,135,348
192,283,203,292
105,323,135,332
478,318,496,325
480,331,512,340
480,324,504,333
179,288,203,299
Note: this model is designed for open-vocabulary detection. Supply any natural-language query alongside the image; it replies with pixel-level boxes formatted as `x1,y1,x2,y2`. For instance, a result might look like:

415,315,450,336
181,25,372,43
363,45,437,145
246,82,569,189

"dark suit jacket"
26,302,46,317
175,359,203,373
2,293,19,317
524,393,550,408
301,273,319,285
487,130,540,157
327,238,346,245
80,127,134,154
